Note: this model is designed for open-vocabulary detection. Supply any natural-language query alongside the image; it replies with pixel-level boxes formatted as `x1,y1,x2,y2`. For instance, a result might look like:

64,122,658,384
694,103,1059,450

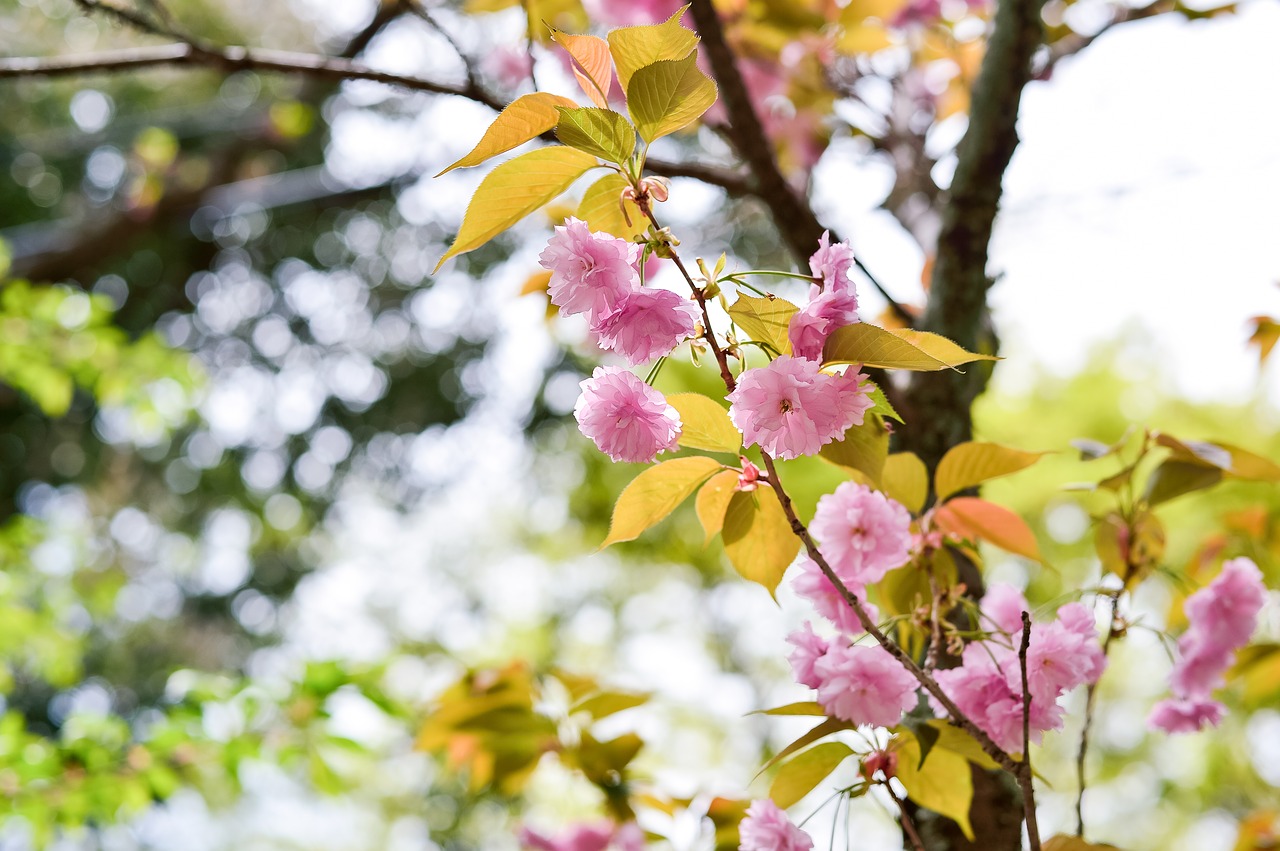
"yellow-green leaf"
696,469,740,545
550,30,613,107
436,146,600,271
1042,838,1123,851
668,392,741,453
882,452,928,514
601,456,724,548
727,294,799,355
1144,459,1223,506
577,173,645,240
819,415,890,484
759,717,853,776
722,486,801,594
934,441,1047,503
822,324,996,371
556,107,636,164
934,497,1042,563
1220,442,1280,482
895,733,975,841
770,742,854,809
753,702,826,716
923,720,999,771
437,92,578,175
607,5,699,91
626,53,718,143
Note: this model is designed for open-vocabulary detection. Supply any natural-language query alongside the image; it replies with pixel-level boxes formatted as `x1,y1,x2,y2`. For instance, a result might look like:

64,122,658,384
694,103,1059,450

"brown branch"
1075,589,1121,836
1039,0,1173,77
893,785,929,851
1018,611,1042,851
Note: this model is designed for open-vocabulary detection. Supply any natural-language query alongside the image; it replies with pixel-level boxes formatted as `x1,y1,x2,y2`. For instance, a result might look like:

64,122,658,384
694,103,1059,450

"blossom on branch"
726,356,872,460
810,482,912,586
574,366,681,464
519,821,644,851
540,218,639,321
738,799,813,851
807,231,857,294
813,642,919,727
788,284,859,361
593,287,700,365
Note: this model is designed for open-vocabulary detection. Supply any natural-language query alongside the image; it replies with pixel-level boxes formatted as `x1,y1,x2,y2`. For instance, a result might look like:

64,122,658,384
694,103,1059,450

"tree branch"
1018,611,1042,851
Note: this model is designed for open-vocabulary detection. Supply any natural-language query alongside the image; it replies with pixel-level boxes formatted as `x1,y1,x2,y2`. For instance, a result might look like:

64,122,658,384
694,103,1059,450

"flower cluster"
540,218,698,367
788,622,917,727
811,482,913,586
574,367,681,464
1148,557,1267,733
729,233,870,460
738,799,813,851
519,821,644,851
929,586,1107,752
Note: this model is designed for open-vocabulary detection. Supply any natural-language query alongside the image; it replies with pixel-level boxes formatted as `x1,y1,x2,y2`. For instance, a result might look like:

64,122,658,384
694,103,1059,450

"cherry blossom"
738,799,813,851
810,482,913,586
574,367,681,463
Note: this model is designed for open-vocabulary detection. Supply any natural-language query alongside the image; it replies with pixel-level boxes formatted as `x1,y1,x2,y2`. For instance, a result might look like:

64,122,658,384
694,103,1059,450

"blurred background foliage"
0,0,1277,849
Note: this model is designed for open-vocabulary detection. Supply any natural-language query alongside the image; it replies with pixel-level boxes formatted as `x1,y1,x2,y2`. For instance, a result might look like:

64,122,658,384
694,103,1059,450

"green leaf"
607,5,699,91
695,468,740,545
571,690,649,720
1144,459,1223,506
895,733,975,841
601,456,724,547
577,173,646,240
550,30,613,107
819,415,889,484
866,381,903,422
769,742,854,809
555,107,636,164
934,441,1047,502
758,717,855,776
923,719,999,771
437,92,578,175
1219,442,1280,482
625,53,718,143
822,324,996,371
882,452,928,515
934,497,1042,563
727,294,799,356
897,716,942,769
668,393,742,453
722,487,801,594
752,702,826,716
435,147,600,271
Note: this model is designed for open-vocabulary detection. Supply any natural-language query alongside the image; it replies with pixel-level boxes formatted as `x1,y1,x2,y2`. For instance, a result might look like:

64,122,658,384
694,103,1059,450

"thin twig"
892,786,928,851
403,0,482,94
1075,589,1122,836
1018,611,1043,851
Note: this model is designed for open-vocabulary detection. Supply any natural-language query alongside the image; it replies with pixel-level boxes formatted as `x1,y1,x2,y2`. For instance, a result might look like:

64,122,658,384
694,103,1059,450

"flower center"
778,399,793,414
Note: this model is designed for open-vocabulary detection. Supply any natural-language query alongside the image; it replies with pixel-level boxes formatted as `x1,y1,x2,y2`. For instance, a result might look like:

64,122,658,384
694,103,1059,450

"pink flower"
738,799,813,851
593,287,700,365
788,285,859,361
808,231,857,294
574,366,681,463
726,356,872,460
519,821,643,851
981,583,1030,637
539,218,639,320
1147,698,1227,734
810,482,912,586
586,0,682,25
786,622,830,689
813,643,918,727
1183,557,1268,650
792,556,878,637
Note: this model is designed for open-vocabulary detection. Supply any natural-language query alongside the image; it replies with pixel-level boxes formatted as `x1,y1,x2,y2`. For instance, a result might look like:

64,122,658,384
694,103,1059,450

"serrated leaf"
934,497,1042,563
882,452,928,514
436,147,600,270
769,742,854,809
819,415,890,484
758,717,855,778
866,381,903,422
935,441,1047,503
601,456,724,547
923,719,999,771
895,733,974,841
555,107,636,164
1042,838,1123,851
722,487,801,594
823,324,996,371
550,30,613,107
437,93,578,175
727,294,799,355
696,469,740,545
577,173,645,239
668,393,741,453
626,53,718,143
1144,459,1223,506
607,5,699,91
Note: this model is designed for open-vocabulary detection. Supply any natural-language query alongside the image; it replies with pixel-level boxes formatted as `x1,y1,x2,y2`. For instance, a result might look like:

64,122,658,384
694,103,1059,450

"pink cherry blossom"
810,482,912,586
585,0,681,25
788,285,860,361
981,583,1030,637
574,366,681,464
786,621,830,689
808,231,857,294
1183,557,1268,649
519,821,643,851
592,287,700,365
813,642,918,727
792,556,878,637
738,799,813,851
539,218,639,320
726,356,872,460
1147,698,1226,734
